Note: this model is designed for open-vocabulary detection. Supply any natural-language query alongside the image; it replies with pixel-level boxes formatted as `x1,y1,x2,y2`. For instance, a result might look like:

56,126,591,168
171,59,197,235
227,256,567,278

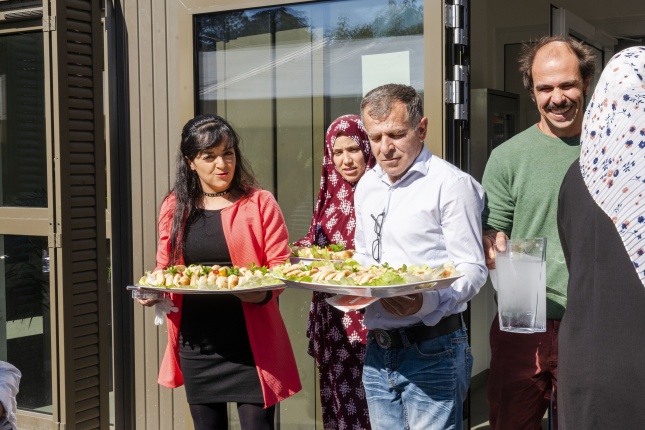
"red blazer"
155,189,302,407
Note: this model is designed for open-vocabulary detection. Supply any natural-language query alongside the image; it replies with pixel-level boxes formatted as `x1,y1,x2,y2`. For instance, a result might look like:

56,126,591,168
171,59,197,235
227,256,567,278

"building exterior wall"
121,0,445,428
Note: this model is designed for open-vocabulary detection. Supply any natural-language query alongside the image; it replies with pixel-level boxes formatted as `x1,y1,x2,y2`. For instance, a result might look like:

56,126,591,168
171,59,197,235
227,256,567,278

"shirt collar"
374,145,432,186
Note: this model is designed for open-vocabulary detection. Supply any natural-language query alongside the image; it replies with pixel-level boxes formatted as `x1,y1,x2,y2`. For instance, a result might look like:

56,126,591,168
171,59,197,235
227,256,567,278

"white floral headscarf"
579,46,645,287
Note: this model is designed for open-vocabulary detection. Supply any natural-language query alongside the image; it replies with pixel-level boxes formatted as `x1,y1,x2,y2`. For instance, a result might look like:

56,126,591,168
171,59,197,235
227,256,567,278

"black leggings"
188,402,275,430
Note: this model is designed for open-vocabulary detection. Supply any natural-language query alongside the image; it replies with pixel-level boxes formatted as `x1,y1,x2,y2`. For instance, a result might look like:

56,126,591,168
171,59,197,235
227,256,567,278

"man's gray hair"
360,84,424,128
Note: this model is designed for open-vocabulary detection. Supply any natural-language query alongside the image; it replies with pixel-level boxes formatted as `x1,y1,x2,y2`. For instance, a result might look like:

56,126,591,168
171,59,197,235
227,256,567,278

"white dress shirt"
0,361,20,430
354,145,487,329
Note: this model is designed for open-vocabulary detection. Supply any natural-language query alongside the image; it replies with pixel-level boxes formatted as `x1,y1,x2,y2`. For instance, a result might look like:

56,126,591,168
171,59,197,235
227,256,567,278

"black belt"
367,313,462,349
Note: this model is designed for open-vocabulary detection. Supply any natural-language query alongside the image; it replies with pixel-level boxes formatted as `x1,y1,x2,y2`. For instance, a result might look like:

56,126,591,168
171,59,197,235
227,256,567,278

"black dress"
557,160,645,429
179,209,264,405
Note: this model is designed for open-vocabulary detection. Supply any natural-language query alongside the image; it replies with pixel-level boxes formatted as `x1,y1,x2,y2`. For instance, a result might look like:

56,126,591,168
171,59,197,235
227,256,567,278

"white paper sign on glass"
361,51,410,96
494,237,547,333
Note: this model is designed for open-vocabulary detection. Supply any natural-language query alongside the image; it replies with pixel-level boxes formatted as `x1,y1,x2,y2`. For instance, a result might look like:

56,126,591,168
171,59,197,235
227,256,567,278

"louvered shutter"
49,0,109,428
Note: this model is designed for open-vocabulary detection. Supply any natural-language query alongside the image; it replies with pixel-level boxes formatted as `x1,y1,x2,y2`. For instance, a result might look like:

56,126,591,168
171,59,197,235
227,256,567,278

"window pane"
195,0,424,239
0,234,52,413
0,32,47,208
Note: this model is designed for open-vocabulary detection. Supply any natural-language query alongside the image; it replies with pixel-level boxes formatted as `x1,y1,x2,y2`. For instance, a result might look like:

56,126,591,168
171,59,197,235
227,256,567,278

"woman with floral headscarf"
294,114,375,430
557,46,645,429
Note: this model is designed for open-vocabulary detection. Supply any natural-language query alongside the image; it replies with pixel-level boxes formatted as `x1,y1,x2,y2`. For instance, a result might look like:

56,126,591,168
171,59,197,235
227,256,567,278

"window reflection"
195,0,424,238
0,235,52,413
0,32,47,208
196,0,424,118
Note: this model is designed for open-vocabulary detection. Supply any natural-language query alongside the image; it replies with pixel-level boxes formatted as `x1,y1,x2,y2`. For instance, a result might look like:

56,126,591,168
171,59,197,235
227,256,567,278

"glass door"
194,0,425,427
195,0,425,241
0,28,54,426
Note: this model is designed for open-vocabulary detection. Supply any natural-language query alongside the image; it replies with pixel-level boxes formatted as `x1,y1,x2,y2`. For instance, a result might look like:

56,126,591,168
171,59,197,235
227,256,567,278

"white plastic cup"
494,237,547,333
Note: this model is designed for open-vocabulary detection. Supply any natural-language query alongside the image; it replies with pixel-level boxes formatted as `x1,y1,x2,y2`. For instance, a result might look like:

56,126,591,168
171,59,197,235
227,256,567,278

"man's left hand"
381,293,423,316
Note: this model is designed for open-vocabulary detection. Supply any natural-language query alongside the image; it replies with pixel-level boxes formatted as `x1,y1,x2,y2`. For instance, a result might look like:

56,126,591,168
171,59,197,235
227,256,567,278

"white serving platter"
127,282,285,295
274,275,463,298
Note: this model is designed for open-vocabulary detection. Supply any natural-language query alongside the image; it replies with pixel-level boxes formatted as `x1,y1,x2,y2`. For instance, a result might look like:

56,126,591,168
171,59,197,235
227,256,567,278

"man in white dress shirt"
355,84,487,430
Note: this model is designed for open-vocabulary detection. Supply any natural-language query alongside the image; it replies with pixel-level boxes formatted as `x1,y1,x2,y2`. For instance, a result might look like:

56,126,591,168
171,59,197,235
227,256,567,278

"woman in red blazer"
139,114,301,430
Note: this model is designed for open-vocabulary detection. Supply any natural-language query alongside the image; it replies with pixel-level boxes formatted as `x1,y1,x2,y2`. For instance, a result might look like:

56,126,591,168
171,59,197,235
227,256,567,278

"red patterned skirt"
307,291,371,430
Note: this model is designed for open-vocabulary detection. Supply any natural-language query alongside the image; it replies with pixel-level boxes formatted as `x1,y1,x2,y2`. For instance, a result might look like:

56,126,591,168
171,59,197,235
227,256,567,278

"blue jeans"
362,322,472,430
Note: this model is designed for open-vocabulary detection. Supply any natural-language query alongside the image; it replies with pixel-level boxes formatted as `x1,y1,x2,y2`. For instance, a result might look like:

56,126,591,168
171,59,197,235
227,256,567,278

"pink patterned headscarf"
295,114,375,249
579,46,645,287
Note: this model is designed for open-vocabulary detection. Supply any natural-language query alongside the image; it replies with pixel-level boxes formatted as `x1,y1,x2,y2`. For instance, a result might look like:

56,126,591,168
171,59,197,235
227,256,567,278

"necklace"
202,189,230,197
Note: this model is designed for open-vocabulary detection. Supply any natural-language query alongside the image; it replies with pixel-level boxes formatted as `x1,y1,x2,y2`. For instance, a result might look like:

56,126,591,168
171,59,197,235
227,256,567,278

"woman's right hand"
133,290,164,306
137,298,162,307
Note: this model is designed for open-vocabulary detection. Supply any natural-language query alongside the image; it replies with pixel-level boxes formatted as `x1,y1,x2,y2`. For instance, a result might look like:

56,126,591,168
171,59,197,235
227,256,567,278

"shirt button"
376,313,381,318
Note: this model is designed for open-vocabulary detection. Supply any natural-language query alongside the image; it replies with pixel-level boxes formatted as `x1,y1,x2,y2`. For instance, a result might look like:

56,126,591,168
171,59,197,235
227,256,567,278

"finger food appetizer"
290,244,354,261
272,260,459,287
137,263,281,291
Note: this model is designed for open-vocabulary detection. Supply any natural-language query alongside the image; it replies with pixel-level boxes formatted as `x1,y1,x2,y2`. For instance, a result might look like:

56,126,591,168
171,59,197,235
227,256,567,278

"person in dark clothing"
557,46,645,429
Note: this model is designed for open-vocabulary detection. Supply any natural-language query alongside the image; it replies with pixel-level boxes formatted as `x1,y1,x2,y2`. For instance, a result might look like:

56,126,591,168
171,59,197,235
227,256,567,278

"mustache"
546,100,573,110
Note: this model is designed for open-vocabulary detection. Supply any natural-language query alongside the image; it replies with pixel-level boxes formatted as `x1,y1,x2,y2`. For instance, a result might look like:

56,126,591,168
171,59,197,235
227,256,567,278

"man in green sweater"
481,35,596,430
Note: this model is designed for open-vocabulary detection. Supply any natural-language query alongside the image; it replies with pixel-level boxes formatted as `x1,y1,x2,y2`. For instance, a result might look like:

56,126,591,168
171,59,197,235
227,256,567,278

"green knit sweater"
482,124,580,320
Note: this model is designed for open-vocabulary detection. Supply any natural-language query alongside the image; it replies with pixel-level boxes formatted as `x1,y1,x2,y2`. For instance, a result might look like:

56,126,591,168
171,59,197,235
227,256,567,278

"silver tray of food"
273,275,462,298
132,263,284,295
289,256,346,264
128,282,284,295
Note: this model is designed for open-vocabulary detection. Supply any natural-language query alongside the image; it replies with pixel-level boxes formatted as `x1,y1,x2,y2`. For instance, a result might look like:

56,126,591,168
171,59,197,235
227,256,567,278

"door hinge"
445,0,468,46
43,16,56,32
445,64,469,120
445,81,468,121
48,233,62,248
445,0,470,121
445,81,461,105
445,3,459,29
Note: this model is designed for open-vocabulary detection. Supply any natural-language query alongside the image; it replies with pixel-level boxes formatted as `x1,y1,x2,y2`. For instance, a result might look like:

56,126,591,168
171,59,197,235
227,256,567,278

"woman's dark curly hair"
166,114,260,264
